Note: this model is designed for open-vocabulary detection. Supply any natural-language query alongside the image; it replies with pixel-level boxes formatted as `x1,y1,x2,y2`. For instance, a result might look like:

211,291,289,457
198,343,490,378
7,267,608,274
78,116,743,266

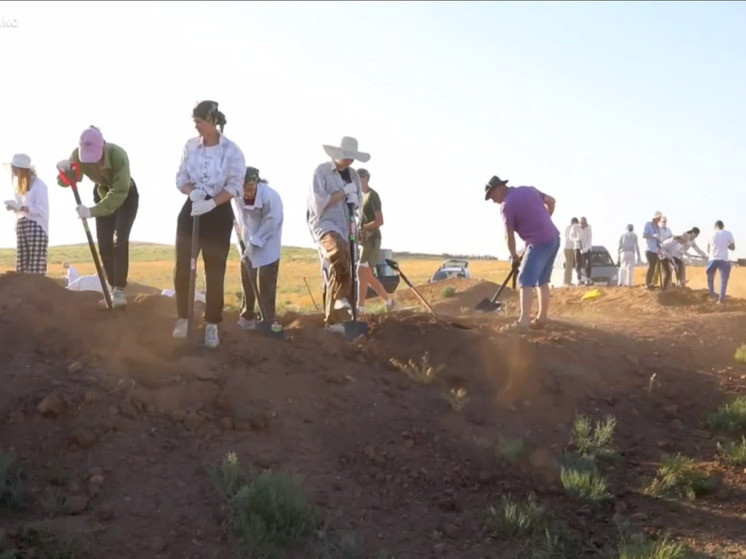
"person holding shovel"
173,100,246,349
235,166,284,330
356,168,395,314
4,154,49,275
484,175,560,331
306,136,368,334
56,126,139,308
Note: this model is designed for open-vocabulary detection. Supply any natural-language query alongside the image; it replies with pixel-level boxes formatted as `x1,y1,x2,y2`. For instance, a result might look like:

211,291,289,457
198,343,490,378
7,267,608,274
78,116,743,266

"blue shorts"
518,236,561,288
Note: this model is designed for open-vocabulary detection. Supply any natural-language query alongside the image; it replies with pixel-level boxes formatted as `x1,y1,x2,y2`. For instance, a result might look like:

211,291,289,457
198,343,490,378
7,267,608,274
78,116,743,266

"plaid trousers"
16,217,48,275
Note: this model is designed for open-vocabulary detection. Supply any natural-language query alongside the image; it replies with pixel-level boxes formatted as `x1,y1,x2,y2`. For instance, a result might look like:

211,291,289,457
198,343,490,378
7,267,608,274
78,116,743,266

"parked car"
550,245,619,287
586,245,619,286
429,258,472,283
365,248,400,299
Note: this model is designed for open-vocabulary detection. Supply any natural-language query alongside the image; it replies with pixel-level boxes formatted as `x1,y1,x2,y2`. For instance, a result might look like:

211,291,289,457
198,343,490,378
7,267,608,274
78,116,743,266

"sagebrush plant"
560,454,611,502
485,494,547,539
0,448,25,511
485,495,577,558
706,396,746,432
570,414,617,459
445,387,468,411
389,352,443,385
440,286,456,298
210,452,318,559
716,436,746,466
616,532,691,559
645,453,718,501
734,343,746,364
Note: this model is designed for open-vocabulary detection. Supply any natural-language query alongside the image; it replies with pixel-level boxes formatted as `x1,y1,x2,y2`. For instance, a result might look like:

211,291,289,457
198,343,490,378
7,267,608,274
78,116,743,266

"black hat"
484,175,509,200
244,166,260,182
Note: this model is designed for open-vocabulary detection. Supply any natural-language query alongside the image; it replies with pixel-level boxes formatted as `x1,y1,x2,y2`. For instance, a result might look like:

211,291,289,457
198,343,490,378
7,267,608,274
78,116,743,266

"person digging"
356,168,395,315
57,126,140,308
306,136,369,334
484,175,561,331
235,166,284,330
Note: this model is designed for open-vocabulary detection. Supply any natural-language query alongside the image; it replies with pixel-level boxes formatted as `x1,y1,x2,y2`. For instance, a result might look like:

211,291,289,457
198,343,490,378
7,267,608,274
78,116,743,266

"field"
1,243,746,558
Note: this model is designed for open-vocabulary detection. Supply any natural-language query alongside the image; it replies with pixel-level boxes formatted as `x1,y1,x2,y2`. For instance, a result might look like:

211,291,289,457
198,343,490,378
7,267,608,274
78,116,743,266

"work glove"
56,159,72,172
4,200,20,212
191,199,216,217
76,204,91,219
345,192,359,207
189,189,207,202
242,242,253,260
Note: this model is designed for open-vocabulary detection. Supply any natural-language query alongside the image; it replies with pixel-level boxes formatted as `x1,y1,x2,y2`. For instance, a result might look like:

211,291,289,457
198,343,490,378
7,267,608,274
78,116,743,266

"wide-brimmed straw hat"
322,136,370,163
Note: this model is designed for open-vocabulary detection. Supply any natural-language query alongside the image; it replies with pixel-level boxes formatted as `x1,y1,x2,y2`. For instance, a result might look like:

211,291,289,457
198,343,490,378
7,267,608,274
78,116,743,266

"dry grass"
0,243,506,313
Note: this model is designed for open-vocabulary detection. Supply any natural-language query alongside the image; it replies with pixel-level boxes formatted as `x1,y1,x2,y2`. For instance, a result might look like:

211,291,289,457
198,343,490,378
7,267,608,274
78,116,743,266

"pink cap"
79,127,104,163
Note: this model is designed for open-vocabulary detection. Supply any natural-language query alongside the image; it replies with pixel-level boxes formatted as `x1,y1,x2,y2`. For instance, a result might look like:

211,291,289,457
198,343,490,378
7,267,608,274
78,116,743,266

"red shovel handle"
58,162,82,189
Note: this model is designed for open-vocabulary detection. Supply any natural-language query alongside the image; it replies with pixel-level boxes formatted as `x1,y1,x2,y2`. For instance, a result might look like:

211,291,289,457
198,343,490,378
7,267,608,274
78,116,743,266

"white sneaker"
326,323,345,334
333,298,351,310
205,323,220,349
385,298,396,311
112,288,127,308
173,318,188,339
237,317,256,330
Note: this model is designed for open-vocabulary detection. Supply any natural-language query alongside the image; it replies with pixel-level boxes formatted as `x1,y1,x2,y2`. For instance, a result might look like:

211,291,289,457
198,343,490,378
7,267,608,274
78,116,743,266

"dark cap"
357,168,370,177
484,175,509,200
244,166,260,182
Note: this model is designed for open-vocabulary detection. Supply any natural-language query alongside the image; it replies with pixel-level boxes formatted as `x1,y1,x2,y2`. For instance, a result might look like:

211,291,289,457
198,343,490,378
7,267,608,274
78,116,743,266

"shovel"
58,163,113,310
474,250,524,312
385,259,471,330
341,202,369,341
232,218,284,339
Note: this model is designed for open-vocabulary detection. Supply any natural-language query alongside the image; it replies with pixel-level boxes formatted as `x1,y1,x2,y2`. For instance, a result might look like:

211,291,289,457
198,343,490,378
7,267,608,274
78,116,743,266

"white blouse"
175,133,246,199
14,177,49,236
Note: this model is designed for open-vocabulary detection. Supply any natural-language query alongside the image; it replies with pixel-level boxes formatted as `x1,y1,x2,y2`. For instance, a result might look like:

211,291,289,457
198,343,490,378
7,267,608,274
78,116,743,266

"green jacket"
57,143,132,218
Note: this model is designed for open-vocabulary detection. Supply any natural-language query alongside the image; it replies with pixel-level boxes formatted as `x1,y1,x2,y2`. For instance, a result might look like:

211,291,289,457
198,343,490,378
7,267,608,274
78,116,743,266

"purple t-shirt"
500,186,560,246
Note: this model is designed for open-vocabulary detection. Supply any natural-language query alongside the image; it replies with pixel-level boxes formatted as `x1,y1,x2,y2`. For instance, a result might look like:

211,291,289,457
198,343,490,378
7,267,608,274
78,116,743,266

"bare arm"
506,229,518,260
543,194,556,216
363,210,384,231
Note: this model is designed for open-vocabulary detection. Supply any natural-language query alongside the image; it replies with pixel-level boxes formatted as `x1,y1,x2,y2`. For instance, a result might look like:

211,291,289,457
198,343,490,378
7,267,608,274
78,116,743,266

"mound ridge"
1,272,746,557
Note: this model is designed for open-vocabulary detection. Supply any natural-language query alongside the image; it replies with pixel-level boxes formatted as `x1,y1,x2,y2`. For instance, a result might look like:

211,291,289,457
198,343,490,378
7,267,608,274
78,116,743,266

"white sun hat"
7,153,34,170
322,136,370,163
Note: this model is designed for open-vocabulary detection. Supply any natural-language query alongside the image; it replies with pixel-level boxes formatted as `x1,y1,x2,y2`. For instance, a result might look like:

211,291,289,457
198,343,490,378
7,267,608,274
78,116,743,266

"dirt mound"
1,272,746,557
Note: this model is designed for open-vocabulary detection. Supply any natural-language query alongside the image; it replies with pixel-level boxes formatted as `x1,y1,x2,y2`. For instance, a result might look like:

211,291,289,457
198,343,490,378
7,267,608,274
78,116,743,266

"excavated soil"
1,273,746,558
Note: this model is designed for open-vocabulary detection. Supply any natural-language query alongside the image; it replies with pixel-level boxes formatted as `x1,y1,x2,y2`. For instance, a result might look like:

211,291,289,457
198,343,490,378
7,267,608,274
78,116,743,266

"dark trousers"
174,198,233,324
575,249,591,281
645,251,659,286
240,258,280,321
93,181,139,289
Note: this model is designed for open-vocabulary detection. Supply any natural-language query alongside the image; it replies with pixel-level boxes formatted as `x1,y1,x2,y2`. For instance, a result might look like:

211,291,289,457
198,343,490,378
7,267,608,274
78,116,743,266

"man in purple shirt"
484,175,560,330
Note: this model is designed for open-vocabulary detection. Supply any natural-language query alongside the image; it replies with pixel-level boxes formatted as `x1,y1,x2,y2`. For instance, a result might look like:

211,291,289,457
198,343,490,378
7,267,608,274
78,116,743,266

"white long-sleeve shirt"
65,265,80,284
307,162,362,242
571,225,593,253
175,133,246,199
235,182,284,268
14,177,49,235
564,224,579,250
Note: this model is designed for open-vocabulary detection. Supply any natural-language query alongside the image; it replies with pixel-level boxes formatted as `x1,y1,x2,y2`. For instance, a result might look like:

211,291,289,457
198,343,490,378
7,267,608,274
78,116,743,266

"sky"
0,0,744,262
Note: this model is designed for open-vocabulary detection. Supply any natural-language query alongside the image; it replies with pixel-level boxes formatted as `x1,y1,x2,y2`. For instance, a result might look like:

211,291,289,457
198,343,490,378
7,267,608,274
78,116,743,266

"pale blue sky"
1,1,744,260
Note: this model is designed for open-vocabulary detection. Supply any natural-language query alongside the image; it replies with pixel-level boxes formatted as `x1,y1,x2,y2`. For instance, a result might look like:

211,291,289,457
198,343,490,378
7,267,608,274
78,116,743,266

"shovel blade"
257,320,285,340
343,320,369,342
474,298,503,313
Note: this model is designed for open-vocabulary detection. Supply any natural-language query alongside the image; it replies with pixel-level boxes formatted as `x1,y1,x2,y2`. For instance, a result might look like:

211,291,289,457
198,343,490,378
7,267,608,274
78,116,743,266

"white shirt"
571,225,593,253
66,275,105,293
66,265,80,284
708,229,735,261
175,133,246,199
235,182,284,268
564,224,579,250
659,226,673,242
14,177,49,236
307,162,362,242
